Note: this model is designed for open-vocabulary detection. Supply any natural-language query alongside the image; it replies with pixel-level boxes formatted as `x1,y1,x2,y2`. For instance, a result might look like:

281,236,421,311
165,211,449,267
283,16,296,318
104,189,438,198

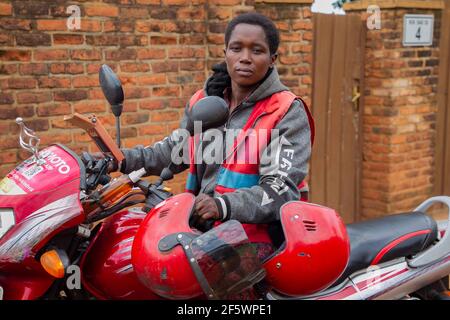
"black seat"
334,212,437,284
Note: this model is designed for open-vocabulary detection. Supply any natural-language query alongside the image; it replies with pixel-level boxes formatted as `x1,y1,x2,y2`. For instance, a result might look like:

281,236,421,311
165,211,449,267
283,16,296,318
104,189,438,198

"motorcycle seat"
334,211,437,284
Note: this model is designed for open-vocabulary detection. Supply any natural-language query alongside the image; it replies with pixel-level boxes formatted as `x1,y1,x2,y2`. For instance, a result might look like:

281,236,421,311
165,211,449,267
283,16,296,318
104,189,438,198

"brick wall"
0,0,313,194
345,4,443,219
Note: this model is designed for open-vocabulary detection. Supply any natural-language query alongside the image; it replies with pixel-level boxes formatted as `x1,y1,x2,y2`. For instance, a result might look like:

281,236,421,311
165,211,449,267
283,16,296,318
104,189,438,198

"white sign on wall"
403,14,434,47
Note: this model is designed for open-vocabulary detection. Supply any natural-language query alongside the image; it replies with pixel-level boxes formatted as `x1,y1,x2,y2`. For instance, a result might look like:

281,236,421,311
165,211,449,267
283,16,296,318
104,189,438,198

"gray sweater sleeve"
120,105,190,176
215,99,312,223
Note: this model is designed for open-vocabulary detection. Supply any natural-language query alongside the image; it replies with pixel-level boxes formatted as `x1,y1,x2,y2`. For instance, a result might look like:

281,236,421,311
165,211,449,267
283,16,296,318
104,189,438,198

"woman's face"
225,23,277,88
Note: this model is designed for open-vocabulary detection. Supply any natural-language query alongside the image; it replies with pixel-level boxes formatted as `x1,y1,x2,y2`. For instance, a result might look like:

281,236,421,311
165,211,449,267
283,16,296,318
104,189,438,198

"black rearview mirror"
99,64,124,117
183,96,229,135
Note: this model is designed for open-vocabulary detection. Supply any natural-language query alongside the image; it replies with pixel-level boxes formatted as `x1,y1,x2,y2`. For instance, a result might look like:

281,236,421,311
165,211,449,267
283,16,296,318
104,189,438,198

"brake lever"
85,157,112,190
136,180,172,212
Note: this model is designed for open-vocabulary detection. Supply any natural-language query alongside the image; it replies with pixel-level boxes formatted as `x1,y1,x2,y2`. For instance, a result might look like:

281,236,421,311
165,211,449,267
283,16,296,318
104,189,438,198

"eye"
252,47,264,54
229,46,241,52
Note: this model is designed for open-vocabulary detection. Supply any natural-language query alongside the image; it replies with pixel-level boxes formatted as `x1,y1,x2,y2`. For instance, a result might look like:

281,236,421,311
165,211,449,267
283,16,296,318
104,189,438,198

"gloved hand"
81,152,118,173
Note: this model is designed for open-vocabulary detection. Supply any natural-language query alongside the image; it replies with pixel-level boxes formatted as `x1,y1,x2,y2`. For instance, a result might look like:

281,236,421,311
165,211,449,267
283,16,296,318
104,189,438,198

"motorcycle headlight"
0,208,15,239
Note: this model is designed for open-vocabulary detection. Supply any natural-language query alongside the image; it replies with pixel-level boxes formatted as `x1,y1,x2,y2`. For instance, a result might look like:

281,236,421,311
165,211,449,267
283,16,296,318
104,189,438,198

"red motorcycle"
0,65,449,300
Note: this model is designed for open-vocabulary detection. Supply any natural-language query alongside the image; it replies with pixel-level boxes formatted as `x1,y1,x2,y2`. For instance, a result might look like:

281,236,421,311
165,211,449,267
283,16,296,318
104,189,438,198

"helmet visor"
189,220,266,299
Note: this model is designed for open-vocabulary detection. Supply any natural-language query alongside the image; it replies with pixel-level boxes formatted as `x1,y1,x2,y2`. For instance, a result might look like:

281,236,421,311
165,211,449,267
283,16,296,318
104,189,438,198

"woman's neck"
229,82,257,112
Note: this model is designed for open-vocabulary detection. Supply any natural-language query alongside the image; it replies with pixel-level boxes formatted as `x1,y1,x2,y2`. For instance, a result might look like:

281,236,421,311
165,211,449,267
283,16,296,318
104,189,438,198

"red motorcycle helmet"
263,201,350,296
131,193,265,300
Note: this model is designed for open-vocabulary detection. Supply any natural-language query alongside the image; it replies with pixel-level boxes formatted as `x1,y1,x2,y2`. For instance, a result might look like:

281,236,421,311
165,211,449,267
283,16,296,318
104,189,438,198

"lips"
235,68,253,77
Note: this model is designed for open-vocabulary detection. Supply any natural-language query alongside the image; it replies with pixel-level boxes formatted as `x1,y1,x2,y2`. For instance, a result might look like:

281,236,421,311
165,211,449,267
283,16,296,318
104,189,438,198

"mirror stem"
115,116,121,148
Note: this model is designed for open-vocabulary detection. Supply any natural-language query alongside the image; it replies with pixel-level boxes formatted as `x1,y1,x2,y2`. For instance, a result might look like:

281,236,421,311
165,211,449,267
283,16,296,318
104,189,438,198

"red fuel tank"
80,208,161,300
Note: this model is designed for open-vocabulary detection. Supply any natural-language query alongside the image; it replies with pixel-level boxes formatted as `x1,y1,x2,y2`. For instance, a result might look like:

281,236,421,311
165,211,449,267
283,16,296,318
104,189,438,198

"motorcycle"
0,65,449,300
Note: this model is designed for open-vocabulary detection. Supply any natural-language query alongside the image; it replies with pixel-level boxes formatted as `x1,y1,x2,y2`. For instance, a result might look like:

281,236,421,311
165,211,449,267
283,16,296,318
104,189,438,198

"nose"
239,48,251,64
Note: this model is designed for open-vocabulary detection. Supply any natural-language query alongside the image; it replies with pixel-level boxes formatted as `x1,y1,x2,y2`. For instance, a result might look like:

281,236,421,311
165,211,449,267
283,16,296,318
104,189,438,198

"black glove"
206,62,231,97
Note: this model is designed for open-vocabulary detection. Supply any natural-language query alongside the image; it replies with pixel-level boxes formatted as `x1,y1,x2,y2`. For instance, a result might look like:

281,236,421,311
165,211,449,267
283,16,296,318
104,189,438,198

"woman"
119,12,313,294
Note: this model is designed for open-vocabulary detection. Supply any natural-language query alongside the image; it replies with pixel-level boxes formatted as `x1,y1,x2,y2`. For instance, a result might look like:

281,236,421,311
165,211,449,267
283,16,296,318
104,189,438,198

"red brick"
0,3,12,16
124,87,150,99
137,48,166,60
152,86,180,97
103,21,116,32
177,7,206,20
73,131,93,143
120,35,148,47
279,55,301,65
292,21,313,31
0,50,31,61
50,119,77,130
206,35,224,46
17,92,52,104
85,4,119,17
207,7,232,20
136,74,167,86
23,119,49,132
280,33,302,42
0,151,17,164
86,35,119,46
19,63,48,75
34,49,69,61
0,64,17,75
123,113,150,125
139,124,168,136
6,78,37,89
71,49,102,61
150,36,177,45
88,88,105,100
37,103,72,117
123,101,138,112
0,33,13,45
135,20,164,33
40,132,73,145
53,34,84,45
168,74,194,85
78,19,102,32
54,90,88,102
38,77,71,89
152,61,178,73
136,0,160,3
292,44,312,53
108,127,137,139
120,8,148,18
72,76,99,88
292,66,311,75
161,0,190,5
149,109,179,123
207,0,241,5
168,48,205,59
120,62,150,73
0,93,14,104
179,60,204,71
16,33,51,46
36,19,66,31
105,49,137,61
208,47,224,58
50,63,84,74
140,99,166,110
73,101,107,114
1,18,31,30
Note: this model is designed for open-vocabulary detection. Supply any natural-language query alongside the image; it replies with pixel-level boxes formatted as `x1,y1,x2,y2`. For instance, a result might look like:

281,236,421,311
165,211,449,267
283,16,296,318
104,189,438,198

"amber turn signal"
40,249,68,279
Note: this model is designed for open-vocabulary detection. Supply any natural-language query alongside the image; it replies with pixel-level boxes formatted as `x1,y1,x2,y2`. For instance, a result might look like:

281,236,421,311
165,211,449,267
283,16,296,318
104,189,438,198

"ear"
270,53,278,68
